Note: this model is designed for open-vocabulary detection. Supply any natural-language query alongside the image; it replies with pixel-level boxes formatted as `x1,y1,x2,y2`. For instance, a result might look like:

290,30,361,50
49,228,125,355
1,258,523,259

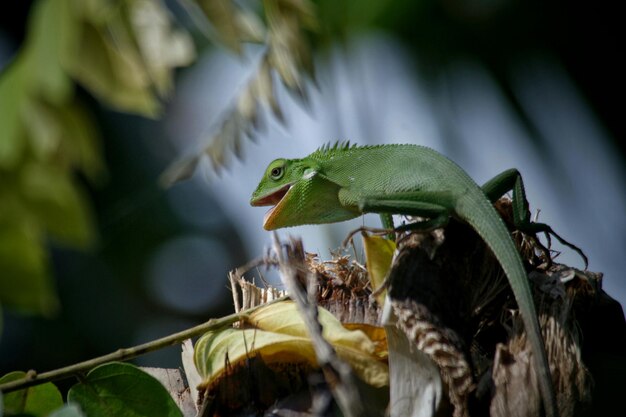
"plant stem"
0,296,288,394
272,233,367,417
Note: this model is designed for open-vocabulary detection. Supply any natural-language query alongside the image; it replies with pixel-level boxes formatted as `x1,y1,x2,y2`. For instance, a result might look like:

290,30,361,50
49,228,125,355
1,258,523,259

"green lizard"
251,142,587,417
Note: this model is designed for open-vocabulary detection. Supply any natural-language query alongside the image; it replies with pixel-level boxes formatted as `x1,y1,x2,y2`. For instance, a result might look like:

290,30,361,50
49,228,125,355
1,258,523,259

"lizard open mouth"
250,183,292,229
251,183,292,207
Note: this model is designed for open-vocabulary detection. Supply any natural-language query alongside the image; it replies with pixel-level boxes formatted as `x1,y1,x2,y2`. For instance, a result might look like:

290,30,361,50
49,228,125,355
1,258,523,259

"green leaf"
48,403,86,417
19,163,95,247
0,58,28,169
0,371,63,416
0,0,78,170
21,0,76,104
66,21,159,117
54,102,105,182
19,97,105,181
0,221,59,315
67,362,183,417
22,97,64,163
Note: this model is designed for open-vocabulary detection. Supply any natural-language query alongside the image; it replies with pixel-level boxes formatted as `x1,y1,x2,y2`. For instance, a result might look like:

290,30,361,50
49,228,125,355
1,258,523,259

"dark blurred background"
0,0,624,395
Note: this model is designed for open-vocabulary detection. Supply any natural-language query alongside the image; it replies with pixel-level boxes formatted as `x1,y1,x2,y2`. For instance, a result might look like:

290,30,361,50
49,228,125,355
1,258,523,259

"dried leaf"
162,0,316,184
234,9,266,43
65,0,195,117
363,235,396,305
181,339,201,409
207,126,229,173
158,154,201,188
236,87,258,128
194,301,388,389
256,57,284,122
385,326,443,417
269,44,301,91
130,0,196,96
141,367,196,417
198,0,244,53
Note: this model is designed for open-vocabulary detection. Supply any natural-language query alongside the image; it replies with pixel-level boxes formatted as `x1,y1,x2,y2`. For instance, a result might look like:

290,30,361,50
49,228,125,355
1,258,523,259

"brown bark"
384,200,604,417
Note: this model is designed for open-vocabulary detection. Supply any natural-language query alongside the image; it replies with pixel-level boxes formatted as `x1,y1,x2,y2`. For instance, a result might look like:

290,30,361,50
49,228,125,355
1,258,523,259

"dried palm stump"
385,199,605,417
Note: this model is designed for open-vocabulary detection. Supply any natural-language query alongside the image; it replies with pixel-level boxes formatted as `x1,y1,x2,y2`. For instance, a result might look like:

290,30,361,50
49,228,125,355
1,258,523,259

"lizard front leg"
359,192,452,233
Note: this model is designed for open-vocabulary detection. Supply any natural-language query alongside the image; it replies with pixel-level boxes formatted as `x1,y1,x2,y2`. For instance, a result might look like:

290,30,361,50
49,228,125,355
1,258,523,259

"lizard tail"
456,192,558,417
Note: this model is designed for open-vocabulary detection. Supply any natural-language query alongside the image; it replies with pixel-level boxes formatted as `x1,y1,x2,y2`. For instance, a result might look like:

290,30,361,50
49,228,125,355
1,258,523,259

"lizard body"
251,142,586,417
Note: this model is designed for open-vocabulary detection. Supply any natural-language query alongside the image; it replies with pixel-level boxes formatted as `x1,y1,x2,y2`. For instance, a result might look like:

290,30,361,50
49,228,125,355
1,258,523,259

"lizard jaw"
250,183,292,229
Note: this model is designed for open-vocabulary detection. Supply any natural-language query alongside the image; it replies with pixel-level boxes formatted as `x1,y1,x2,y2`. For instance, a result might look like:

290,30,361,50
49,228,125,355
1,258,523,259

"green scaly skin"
251,142,587,417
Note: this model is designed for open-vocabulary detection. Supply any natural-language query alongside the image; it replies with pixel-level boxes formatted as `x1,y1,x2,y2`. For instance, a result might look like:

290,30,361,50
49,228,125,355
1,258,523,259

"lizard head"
250,158,319,230
251,156,358,230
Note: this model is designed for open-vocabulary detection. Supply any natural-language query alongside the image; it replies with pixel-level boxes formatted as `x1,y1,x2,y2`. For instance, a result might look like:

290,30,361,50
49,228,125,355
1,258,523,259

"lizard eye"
270,166,284,180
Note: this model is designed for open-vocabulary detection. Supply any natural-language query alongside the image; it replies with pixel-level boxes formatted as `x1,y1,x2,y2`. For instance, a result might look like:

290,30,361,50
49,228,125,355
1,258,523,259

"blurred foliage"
0,0,620,337
0,0,325,324
67,0,195,116
0,0,622,414
0,0,99,318
161,0,319,184
0,0,195,321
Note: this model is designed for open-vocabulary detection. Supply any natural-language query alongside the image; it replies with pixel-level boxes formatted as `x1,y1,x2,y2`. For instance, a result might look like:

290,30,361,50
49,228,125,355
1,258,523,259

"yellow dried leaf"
363,235,396,305
194,301,388,389
343,323,388,359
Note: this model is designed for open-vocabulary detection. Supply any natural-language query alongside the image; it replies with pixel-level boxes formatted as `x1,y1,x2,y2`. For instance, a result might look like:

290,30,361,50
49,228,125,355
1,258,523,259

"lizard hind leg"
482,168,589,269
519,221,589,269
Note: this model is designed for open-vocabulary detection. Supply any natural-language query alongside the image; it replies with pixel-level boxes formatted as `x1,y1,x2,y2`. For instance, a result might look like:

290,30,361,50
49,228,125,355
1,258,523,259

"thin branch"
0,296,287,394
272,233,370,417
